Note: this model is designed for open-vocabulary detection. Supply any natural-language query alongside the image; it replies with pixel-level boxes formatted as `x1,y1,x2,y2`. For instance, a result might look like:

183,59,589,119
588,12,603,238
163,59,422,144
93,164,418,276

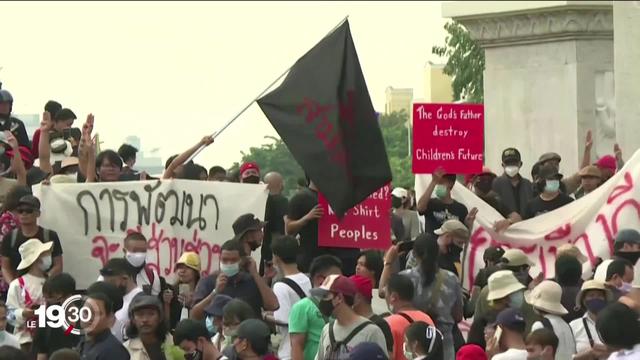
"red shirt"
31,128,41,159
385,310,434,360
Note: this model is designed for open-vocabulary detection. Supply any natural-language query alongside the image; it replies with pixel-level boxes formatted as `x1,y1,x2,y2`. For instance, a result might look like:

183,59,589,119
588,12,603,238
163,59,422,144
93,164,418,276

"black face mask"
475,179,493,194
318,299,335,318
615,250,640,265
448,244,463,259
243,176,260,184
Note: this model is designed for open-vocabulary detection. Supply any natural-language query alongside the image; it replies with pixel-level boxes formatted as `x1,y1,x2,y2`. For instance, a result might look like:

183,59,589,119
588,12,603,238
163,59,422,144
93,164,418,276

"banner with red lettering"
412,103,484,174
34,180,268,289
318,184,391,249
415,150,640,289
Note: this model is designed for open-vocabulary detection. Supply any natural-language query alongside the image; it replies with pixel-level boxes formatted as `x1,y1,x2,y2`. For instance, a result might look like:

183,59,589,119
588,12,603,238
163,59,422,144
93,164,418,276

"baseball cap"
538,152,562,163
614,229,640,246
239,162,260,179
348,342,388,360
100,258,136,277
502,248,534,267
501,148,521,164
310,274,357,299
176,252,201,273
174,319,209,345
0,90,13,103
579,165,602,178
491,308,526,333
204,294,233,317
129,293,163,317
349,275,373,301
596,155,617,172
235,319,272,354
434,220,469,239
538,164,563,180
391,187,408,199
232,213,266,239
483,246,505,263
456,344,488,360
17,195,41,210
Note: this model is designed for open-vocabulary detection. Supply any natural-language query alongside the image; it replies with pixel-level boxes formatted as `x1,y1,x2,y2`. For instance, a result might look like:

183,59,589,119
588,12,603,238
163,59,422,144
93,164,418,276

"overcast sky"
1,1,447,168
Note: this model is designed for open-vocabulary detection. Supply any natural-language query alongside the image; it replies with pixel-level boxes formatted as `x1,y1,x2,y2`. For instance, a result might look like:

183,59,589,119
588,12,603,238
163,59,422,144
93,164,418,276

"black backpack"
324,320,374,360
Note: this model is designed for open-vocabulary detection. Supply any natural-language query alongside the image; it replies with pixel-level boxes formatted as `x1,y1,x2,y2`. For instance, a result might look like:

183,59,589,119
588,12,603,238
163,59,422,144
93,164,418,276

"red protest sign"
412,103,484,174
318,184,391,250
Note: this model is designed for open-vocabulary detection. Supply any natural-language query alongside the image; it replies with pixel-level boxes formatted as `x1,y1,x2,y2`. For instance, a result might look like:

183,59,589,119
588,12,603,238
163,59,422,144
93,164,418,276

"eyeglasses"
17,208,35,215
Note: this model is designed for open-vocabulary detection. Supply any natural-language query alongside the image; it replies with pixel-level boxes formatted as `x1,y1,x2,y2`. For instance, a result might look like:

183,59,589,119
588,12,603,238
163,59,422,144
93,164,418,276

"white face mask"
125,252,147,267
504,166,519,177
39,255,52,272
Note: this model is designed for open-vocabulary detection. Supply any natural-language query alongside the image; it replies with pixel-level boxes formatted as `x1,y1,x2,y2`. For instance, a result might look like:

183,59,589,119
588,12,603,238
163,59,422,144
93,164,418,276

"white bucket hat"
17,239,53,270
487,270,525,301
526,280,568,315
50,139,73,163
502,249,534,267
391,187,408,199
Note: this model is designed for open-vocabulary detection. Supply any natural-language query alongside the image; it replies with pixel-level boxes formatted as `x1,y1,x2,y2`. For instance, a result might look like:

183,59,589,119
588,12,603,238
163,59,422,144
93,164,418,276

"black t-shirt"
193,271,265,317
263,194,289,260
76,329,131,360
419,199,469,235
0,227,63,272
33,324,81,356
479,193,511,218
523,193,574,219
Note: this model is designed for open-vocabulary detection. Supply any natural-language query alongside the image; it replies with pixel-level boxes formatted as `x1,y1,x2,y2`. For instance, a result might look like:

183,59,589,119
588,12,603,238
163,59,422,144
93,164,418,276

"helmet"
0,90,13,103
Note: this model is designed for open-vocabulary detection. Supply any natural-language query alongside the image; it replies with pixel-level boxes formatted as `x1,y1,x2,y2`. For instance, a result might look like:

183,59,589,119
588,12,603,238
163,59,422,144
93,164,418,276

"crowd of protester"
0,88,637,360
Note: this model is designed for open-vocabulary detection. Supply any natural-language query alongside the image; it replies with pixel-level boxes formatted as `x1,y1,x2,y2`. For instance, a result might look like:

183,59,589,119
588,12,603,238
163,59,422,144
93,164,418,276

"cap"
487,270,525,301
502,248,534,267
0,90,13,103
556,244,588,264
16,239,53,270
391,187,408,199
434,220,470,239
538,152,562,163
579,165,602,179
310,274,357,299
129,293,163,317
614,229,640,246
204,294,233,317
456,344,488,360
176,252,201,273
538,164,563,180
239,162,260,179
236,319,272,352
501,148,521,164
348,342,388,360
18,195,41,210
232,213,266,238
492,308,526,333
526,280,568,315
60,156,80,171
483,246,505,263
349,275,373,301
100,258,136,277
174,319,209,345
596,155,617,172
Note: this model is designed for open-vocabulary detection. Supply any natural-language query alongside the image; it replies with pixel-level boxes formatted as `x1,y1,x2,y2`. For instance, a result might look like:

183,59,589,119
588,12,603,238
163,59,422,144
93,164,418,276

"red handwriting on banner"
90,223,222,277
317,185,391,250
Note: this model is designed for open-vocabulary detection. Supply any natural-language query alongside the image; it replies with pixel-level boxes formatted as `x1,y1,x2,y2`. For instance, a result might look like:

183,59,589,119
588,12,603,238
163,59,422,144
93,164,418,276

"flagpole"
188,15,350,162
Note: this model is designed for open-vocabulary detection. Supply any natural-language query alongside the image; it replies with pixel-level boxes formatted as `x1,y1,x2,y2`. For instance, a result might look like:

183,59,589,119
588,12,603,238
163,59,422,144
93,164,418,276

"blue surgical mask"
544,179,560,193
220,262,240,277
585,298,607,314
205,316,217,336
509,291,524,309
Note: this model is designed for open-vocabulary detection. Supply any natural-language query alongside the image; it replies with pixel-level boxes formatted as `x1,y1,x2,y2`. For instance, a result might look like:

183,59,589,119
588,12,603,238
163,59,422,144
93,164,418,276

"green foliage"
432,21,485,103
379,111,413,189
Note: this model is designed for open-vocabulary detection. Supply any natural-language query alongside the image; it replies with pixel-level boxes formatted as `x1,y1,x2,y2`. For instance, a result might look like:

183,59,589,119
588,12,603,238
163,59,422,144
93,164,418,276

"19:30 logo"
27,295,95,336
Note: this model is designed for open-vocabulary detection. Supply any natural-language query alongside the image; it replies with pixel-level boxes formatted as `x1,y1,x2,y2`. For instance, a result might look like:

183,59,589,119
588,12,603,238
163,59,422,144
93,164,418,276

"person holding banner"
162,135,214,180
523,164,574,220
492,148,534,223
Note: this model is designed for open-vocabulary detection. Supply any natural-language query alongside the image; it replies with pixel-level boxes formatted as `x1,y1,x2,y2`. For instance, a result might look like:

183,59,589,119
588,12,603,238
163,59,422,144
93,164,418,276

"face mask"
544,179,560,193
585,298,607,314
615,251,640,265
475,179,493,194
509,291,524,309
220,262,240,277
243,176,260,184
39,256,52,272
504,166,520,178
318,299,335,318
125,252,147,268
448,243,463,258
619,282,633,294
434,184,448,199
205,316,217,336
403,343,413,360
223,326,237,339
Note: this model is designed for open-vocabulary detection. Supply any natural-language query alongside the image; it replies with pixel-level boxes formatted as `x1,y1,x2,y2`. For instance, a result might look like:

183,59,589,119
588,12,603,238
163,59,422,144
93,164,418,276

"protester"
208,166,227,181
595,155,618,183
163,252,201,330
416,168,476,234
348,342,388,360
492,148,534,220
233,319,277,360
554,255,584,322
0,345,27,360
556,244,590,280
380,234,462,360
30,101,62,160
174,319,220,360
49,348,81,360
350,275,393,354
596,302,640,358
612,229,640,266
219,299,258,357
232,213,266,259
0,89,30,147
525,329,558,360
391,187,420,243
118,144,143,181
456,344,487,360
192,239,279,321
485,308,528,360
268,235,311,360
99,258,144,342
1,195,63,283
289,255,342,360
471,167,513,219
124,293,184,360
569,280,611,360
470,246,505,305
76,291,131,359
262,171,289,276
311,275,388,359
0,132,26,206
602,259,634,299
524,164,574,219
528,281,576,360
403,322,443,360
238,162,261,184
33,273,81,358
0,302,18,349
536,152,582,195
355,250,384,288
501,249,535,288
574,165,602,199
433,220,469,277
384,274,434,360
162,135,214,179
205,294,233,349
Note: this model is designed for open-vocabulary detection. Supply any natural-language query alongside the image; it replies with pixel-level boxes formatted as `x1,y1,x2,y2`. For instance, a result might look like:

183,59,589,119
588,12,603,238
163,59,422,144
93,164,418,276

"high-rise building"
384,87,413,115
423,62,453,103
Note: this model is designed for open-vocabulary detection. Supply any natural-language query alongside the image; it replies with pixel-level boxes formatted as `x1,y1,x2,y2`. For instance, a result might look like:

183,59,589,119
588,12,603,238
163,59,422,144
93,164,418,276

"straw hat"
502,249,534,267
176,252,201,273
16,239,53,270
526,280,568,315
557,244,588,264
575,280,612,310
487,270,525,301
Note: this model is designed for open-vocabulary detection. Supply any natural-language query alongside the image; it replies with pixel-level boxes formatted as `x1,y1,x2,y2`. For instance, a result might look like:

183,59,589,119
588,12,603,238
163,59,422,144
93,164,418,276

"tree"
432,21,485,103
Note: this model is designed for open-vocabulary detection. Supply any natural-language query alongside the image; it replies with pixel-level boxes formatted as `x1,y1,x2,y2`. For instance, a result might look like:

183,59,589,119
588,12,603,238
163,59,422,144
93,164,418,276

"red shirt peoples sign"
318,184,391,250
412,103,484,174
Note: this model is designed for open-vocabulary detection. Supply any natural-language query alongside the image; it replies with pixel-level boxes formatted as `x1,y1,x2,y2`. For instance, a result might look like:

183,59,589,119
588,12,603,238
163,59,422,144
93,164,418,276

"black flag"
257,20,392,217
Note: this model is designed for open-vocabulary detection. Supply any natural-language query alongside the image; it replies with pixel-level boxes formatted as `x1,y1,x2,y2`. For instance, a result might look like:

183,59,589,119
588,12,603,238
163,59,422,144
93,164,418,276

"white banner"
34,180,269,289
416,150,640,289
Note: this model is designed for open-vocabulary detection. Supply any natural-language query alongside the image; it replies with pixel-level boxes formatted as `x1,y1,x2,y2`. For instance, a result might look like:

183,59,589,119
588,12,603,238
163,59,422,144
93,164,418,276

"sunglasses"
17,208,35,215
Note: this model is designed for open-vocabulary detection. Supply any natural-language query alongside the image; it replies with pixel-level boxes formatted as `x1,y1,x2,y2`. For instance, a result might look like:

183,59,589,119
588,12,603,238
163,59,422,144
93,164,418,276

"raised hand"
4,131,18,150
200,135,214,147
432,167,446,181
466,207,479,224
585,129,593,149
41,111,54,131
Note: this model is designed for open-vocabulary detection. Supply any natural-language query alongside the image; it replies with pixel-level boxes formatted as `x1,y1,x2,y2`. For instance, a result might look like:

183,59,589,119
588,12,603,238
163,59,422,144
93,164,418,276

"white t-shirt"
532,314,577,360
6,273,46,345
97,267,160,295
0,330,20,349
492,349,528,360
570,314,603,354
112,286,143,342
608,344,640,359
273,273,312,360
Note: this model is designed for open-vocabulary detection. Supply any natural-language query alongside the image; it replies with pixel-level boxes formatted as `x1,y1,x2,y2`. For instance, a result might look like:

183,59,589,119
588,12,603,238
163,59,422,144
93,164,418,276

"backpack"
541,317,553,330
142,265,156,295
324,320,374,360
10,228,50,249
